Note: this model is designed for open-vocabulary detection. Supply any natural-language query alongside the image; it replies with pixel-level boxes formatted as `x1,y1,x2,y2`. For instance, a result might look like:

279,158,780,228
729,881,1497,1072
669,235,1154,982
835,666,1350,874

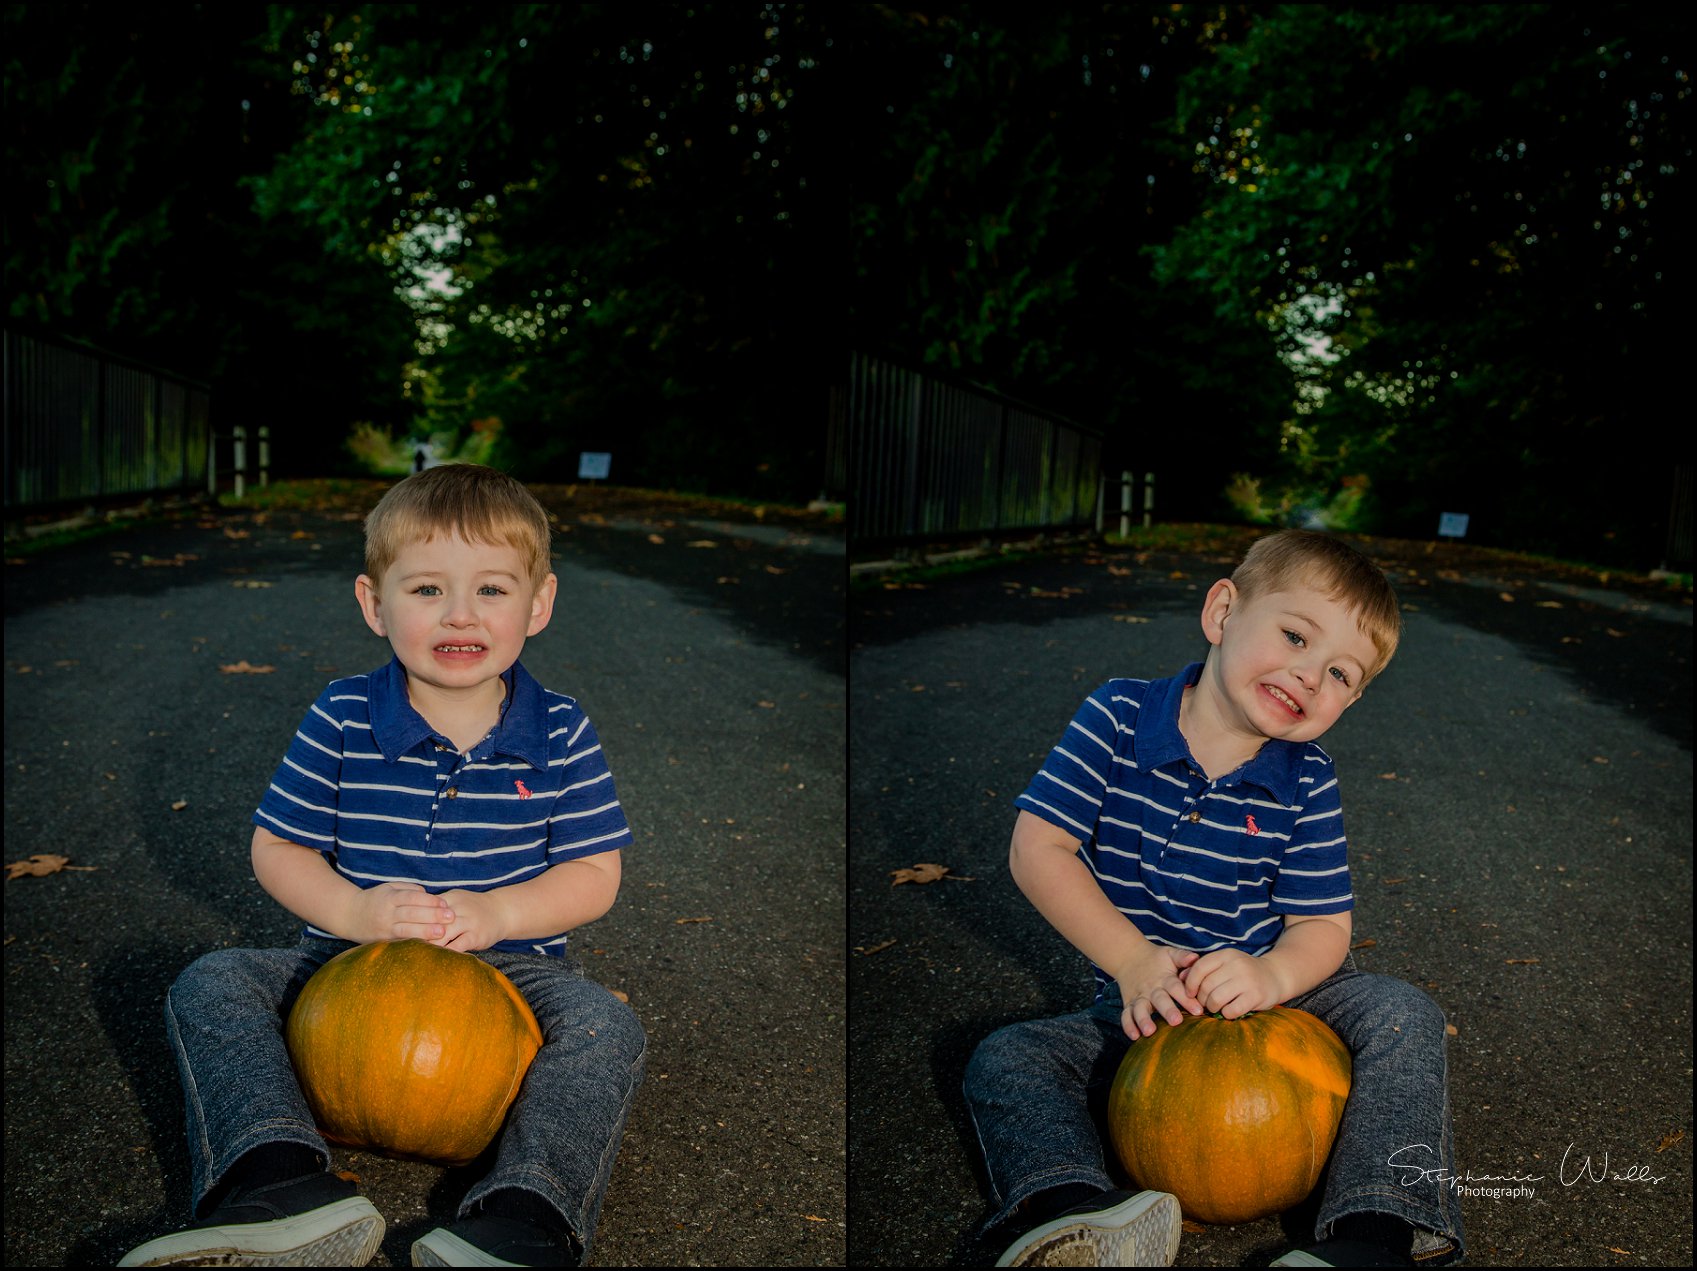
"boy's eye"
413,584,441,597
1329,666,1351,686
1283,629,1304,647
478,585,506,596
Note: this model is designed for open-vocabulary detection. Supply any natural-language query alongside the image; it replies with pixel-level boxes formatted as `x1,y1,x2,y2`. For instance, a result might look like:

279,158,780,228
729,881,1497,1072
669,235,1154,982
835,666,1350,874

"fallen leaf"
1505,958,1540,965
230,580,273,589
1382,877,1409,885
219,660,277,674
685,539,718,548
171,800,188,811
674,916,713,924
1498,592,1515,602
1112,615,1151,624
1605,627,1627,638
6,854,98,880
1656,1129,1684,1153
890,862,977,885
1607,1248,1631,1256
1169,571,1189,579
1535,600,1563,608
1107,565,1132,577
1378,772,1398,780
803,1215,826,1223
757,700,776,708
1351,938,1378,950
1181,1220,1208,1235
854,939,898,956
610,988,630,1003
290,531,315,540
223,528,251,539
716,575,740,585
646,533,665,545
764,564,788,575
1445,1023,1459,1036
1592,755,1609,765
334,1169,360,1184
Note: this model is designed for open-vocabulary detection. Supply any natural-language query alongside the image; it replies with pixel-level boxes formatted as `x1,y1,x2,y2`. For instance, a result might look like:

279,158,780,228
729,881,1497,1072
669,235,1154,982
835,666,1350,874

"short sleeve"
546,710,633,861
1013,683,1122,843
252,686,349,852
1268,753,1353,915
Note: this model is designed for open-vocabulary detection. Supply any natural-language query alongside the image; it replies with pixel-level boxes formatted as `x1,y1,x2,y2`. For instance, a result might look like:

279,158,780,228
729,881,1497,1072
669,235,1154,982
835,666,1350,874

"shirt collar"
367,656,551,772
1133,661,1306,804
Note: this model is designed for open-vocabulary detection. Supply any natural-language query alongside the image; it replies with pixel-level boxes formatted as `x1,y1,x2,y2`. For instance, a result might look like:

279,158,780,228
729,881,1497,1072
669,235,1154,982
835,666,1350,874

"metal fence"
3,327,212,512
847,351,1102,544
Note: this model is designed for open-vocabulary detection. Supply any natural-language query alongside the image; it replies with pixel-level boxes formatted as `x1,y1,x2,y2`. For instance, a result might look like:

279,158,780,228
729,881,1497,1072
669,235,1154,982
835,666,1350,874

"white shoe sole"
996,1190,1183,1267
116,1196,384,1267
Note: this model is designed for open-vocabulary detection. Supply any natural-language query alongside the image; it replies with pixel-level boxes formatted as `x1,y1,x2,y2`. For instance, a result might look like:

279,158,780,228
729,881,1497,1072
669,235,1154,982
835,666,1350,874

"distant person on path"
965,530,1462,1268
121,464,641,1268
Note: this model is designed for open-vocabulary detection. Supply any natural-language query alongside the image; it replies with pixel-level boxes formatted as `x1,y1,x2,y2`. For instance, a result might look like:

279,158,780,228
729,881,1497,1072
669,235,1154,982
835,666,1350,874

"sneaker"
411,1213,577,1268
117,1171,384,1267
995,1189,1182,1267
1271,1241,1415,1267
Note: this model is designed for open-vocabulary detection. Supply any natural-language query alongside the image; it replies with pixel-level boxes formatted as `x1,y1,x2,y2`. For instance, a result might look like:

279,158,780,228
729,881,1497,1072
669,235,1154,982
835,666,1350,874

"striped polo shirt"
254,657,632,957
1016,663,1353,997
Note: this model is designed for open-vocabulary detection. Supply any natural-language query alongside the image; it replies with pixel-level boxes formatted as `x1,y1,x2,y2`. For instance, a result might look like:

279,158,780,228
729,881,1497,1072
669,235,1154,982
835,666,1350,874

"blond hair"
363,464,551,589
1232,529,1402,680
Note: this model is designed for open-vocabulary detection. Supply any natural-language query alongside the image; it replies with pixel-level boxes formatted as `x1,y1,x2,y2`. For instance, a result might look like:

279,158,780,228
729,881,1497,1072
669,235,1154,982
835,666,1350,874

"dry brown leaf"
890,862,976,885
223,528,251,540
1445,1023,1459,1037
757,700,776,708
716,575,740,585
1112,615,1151,624
171,800,188,811
610,988,630,1003
685,539,718,548
1351,938,1378,950
6,854,98,880
1107,565,1132,577
290,531,315,540
1607,1248,1631,1256
674,916,713,924
1378,772,1398,780
1498,591,1515,602
1505,958,1541,965
854,939,898,956
1535,600,1563,608
1181,1220,1208,1234
1382,877,1409,885
1592,755,1610,764
1605,627,1627,638
1656,1129,1684,1153
334,1169,361,1184
803,1215,826,1223
219,660,277,674
764,564,788,575
230,580,273,589
646,533,665,545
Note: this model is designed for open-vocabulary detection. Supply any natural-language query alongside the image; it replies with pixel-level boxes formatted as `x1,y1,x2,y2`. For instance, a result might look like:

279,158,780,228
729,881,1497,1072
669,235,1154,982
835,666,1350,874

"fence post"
233,426,247,501
1143,471,1155,528
1096,474,1105,533
208,431,217,497
258,426,270,489
1119,470,1132,538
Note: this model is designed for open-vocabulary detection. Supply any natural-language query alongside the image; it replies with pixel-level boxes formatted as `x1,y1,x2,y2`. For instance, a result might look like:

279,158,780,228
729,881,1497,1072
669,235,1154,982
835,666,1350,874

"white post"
233,426,247,501
208,433,217,497
1096,475,1105,533
1120,470,1132,538
258,426,270,489
1143,471,1155,528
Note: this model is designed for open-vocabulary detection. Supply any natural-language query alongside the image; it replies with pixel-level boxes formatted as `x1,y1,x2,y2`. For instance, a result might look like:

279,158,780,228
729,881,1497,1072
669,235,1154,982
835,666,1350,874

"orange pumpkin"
1106,1007,1351,1225
285,939,544,1165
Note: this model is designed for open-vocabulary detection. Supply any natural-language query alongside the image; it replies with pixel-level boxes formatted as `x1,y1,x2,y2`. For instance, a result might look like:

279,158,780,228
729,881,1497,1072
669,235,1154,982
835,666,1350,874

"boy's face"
1197,574,1380,746
355,532,556,699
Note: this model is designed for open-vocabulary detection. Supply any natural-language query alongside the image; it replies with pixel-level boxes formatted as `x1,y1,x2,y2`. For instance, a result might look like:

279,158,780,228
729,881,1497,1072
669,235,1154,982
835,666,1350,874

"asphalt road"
2,486,845,1267
848,534,1692,1267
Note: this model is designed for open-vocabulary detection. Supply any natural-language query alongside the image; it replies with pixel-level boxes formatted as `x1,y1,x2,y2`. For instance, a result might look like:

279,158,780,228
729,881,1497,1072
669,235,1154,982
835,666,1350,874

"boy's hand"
430,888,510,953
352,882,455,944
1180,949,1282,1018
1115,945,1204,1040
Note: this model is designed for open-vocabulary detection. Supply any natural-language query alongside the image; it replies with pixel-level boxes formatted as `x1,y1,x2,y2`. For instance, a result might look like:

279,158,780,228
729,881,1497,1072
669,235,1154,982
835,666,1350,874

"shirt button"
1188,810,1201,823
444,787,458,799
435,744,449,752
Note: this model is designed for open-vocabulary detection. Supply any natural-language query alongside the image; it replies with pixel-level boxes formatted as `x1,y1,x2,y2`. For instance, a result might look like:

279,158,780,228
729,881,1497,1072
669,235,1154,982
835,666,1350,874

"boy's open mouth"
1263,684,1304,716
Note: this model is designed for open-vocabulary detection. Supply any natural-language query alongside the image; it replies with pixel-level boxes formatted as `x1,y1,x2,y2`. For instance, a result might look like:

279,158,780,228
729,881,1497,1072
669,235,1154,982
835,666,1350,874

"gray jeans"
963,960,1464,1262
164,936,645,1261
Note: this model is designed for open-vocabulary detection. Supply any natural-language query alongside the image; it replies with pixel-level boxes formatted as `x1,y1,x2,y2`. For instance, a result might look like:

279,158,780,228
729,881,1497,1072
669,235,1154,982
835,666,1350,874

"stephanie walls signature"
1387,1143,1668,1191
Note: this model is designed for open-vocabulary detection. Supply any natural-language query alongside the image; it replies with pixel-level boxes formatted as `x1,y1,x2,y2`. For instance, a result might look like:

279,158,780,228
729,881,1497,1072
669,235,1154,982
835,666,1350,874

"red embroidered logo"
514,780,533,800
1245,815,1260,836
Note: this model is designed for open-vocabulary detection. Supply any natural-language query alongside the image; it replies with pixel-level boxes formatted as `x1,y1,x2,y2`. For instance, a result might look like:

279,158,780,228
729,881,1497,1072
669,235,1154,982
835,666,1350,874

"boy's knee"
964,1021,1033,1102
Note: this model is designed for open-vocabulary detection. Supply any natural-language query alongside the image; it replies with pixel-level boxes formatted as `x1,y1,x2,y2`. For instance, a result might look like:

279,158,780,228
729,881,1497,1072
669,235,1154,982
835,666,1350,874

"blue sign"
1438,512,1470,539
577,452,612,481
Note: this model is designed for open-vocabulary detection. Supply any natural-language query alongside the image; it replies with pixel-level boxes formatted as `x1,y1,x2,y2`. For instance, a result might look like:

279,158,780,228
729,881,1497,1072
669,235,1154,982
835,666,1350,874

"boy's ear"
355,575,387,638
1200,578,1237,646
526,573,558,637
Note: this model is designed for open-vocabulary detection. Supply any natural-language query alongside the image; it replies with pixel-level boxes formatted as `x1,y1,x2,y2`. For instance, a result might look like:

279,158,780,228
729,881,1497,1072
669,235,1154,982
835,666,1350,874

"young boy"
964,530,1464,1268
120,464,643,1268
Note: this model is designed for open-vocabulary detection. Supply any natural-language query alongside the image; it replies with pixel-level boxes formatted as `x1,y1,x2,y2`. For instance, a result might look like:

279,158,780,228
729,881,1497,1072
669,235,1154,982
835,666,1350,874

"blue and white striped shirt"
254,657,632,957
1015,663,1353,998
